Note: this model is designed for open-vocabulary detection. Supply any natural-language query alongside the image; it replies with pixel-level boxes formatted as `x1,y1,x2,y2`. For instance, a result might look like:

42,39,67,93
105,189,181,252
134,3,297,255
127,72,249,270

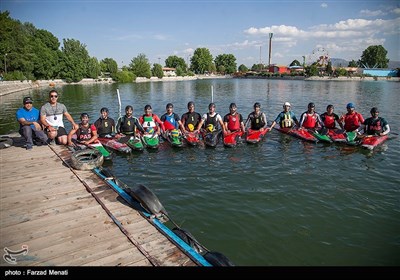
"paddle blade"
125,184,168,218
203,251,235,267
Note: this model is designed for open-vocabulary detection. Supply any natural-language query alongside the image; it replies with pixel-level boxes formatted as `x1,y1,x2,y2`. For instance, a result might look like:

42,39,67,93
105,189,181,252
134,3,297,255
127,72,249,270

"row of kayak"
76,127,389,159
275,127,389,150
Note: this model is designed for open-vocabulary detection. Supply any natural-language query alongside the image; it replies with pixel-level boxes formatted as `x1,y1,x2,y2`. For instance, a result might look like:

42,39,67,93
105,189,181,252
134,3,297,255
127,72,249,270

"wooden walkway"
0,141,196,266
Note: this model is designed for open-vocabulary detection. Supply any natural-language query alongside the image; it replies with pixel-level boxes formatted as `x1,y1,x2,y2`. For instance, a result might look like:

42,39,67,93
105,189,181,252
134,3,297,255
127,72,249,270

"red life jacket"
302,113,317,129
227,114,241,131
323,114,336,129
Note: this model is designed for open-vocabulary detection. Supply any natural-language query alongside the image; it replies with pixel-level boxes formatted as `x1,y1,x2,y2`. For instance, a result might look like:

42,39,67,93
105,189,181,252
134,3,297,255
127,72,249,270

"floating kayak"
141,133,160,150
98,137,132,153
245,128,269,144
202,130,221,148
326,129,347,143
344,131,360,146
127,136,144,152
360,135,388,150
275,127,318,143
311,130,332,143
183,132,201,146
223,130,243,147
163,131,183,148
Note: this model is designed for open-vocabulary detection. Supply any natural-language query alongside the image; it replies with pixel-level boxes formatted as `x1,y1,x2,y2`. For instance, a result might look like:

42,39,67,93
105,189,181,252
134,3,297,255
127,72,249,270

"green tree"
326,61,333,75
359,45,389,68
60,38,90,82
165,55,187,71
114,70,135,83
238,64,248,73
100,58,118,78
191,48,213,74
129,53,151,78
87,57,101,79
348,60,358,67
152,63,164,78
214,54,237,74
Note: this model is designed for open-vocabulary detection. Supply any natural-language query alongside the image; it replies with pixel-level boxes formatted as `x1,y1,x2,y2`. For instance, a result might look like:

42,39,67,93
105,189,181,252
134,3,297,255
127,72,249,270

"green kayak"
312,130,332,143
142,134,160,149
127,136,144,151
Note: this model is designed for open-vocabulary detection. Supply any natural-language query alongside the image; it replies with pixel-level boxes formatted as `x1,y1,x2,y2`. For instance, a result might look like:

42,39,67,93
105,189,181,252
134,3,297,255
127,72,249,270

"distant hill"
330,58,400,69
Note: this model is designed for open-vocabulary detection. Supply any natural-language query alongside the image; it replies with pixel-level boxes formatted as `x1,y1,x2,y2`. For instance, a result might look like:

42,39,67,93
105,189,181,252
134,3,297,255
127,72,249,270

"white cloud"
154,34,168,40
321,3,328,8
394,8,400,15
360,9,386,17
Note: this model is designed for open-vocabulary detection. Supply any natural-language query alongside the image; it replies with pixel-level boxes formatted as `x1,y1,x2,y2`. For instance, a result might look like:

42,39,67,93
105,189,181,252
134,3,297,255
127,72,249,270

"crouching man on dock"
16,97,48,150
40,90,78,145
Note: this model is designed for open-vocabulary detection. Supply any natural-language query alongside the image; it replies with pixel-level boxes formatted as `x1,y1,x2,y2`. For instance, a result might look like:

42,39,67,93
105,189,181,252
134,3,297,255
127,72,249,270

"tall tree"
190,48,213,74
60,39,90,82
152,63,164,78
359,45,389,68
100,58,118,78
214,54,237,74
348,60,358,67
238,64,248,73
129,53,151,78
165,55,187,70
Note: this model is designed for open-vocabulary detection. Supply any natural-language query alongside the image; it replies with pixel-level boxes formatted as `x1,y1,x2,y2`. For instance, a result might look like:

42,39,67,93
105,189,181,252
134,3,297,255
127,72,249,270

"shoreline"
1,75,398,97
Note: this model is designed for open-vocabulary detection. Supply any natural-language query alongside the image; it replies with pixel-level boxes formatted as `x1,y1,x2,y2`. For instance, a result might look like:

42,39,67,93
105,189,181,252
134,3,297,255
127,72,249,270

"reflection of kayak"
127,136,144,152
246,128,269,144
141,133,160,150
202,130,221,148
275,127,318,143
98,137,132,153
361,135,388,150
183,132,201,146
223,130,243,147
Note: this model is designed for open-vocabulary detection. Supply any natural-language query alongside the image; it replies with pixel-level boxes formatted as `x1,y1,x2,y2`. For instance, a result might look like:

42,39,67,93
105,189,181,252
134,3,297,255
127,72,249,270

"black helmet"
326,104,334,110
125,105,133,111
187,101,195,108
144,104,152,110
209,103,216,109
80,112,89,118
229,103,237,109
166,103,174,109
100,107,109,113
308,102,315,108
254,102,261,108
370,107,379,114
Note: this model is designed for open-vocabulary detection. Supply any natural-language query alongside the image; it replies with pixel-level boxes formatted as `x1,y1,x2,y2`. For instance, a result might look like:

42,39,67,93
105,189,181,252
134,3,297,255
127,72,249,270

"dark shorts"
46,126,67,137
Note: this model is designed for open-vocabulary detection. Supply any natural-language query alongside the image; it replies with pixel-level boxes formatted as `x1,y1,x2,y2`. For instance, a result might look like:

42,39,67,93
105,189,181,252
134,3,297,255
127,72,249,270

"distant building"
162,67,176,77
269,65,290,74
362,68,398,77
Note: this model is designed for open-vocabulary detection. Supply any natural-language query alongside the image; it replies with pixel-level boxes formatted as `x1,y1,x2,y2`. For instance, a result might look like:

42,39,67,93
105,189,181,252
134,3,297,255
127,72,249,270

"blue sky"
2,0,399,67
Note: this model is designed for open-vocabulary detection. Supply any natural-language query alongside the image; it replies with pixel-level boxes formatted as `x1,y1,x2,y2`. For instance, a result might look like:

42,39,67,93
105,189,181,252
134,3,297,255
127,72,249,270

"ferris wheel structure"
306,47,330,67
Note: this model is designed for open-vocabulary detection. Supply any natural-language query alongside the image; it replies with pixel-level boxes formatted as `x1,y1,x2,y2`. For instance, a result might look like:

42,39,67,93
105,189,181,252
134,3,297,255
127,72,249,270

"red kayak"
361,135,388,150
246,128,270,144
275,127,318,143
98,136,132,153
326,129,347,142
223,130,244,147
183,131,201,146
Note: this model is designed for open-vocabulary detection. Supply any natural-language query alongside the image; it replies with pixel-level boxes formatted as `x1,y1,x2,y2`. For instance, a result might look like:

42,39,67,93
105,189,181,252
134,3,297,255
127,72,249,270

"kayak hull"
245,128,269,144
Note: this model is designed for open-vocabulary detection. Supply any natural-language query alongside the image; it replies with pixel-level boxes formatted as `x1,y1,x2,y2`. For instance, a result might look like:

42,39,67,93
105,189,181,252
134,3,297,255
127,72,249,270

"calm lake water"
1,78,399,266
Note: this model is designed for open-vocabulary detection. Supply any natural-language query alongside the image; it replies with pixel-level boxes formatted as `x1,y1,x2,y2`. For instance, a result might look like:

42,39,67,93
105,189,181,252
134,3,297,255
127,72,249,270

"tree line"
0,11,391,83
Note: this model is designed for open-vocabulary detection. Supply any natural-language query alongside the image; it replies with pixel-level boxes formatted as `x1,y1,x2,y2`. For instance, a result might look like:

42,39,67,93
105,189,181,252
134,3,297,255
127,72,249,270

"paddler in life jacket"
339,103,365,132
269,102,300,130
160,103,185,134
67,113,98,147
94,107,116,138
223,103,246,134
196,102,226,135
320,105,343,130
181,101,202,134
299,102,325,131
358,107,390,136
139,104,165,135
116,105,145,137
244,102,268,131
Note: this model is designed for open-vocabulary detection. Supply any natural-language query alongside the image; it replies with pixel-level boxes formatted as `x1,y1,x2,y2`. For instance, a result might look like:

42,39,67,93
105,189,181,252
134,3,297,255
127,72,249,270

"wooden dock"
0,140,196,266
